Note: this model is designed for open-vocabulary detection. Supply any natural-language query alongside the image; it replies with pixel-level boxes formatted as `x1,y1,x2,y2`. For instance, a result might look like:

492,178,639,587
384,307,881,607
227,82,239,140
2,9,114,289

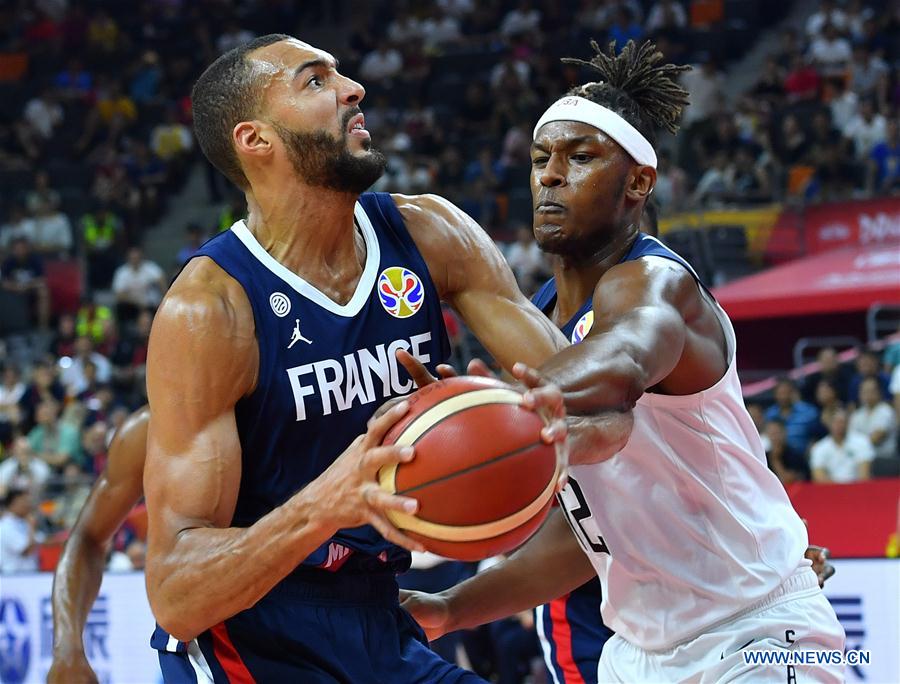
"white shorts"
597,566,845,683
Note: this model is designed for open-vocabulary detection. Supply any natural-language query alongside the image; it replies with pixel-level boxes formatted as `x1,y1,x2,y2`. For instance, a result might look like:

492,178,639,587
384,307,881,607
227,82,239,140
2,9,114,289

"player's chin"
533,222,568,253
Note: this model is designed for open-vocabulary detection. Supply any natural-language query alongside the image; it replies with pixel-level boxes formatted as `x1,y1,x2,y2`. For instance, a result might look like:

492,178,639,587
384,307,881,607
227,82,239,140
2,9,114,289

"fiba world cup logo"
378,267,424,319
571,310,594,344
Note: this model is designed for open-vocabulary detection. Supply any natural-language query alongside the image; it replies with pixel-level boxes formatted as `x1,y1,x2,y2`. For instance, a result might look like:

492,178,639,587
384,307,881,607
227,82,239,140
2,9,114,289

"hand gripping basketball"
309,401,426,553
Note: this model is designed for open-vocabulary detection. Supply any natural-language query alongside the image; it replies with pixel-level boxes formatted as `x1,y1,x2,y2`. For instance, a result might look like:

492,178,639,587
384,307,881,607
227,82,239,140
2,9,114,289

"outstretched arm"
144,261,421,641
401,508,594,640
49,407,149,684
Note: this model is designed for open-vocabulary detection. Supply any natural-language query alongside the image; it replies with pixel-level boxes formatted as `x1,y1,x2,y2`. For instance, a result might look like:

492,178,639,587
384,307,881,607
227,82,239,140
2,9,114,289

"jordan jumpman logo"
287,318,313,348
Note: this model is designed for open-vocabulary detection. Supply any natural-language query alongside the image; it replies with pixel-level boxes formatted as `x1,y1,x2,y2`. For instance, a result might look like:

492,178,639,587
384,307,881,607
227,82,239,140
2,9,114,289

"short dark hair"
562,40,691,148
191,33,291,189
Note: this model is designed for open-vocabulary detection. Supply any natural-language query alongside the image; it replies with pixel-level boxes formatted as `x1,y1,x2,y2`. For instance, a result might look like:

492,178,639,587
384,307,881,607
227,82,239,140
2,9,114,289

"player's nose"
539,156,567,188
339,74,365,105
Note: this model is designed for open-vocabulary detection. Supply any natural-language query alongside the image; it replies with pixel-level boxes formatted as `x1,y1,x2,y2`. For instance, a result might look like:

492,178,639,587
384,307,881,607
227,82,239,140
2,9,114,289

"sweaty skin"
400,118,828,639
48,407,149,684
144,38,567,643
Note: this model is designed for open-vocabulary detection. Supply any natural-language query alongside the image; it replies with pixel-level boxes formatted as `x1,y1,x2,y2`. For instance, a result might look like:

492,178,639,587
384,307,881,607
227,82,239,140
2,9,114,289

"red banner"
764,198,900,263
803,197,900,254
787,478,900,558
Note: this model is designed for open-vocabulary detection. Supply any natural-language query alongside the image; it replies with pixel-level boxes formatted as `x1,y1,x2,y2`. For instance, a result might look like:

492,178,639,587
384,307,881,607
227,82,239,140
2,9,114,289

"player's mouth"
535,200,566,214
347,113,369,140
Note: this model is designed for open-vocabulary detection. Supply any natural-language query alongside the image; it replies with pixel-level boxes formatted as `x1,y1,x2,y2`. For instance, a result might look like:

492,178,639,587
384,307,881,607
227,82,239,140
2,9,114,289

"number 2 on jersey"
560,476,609,555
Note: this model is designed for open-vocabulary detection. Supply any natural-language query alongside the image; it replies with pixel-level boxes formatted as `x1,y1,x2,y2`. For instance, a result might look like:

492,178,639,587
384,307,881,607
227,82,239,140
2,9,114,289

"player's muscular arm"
402,508,594,640
49,408,148,684
519,257,726,463
393,193,568,371
145,261,420,641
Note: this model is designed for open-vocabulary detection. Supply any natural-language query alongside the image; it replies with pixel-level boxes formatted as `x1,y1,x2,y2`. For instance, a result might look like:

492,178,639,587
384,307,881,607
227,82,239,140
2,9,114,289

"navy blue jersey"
533,233,699,684
194,192,450,569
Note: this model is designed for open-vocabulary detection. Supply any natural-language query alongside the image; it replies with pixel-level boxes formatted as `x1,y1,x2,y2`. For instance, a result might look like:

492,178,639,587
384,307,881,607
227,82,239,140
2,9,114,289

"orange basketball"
378,376,559,561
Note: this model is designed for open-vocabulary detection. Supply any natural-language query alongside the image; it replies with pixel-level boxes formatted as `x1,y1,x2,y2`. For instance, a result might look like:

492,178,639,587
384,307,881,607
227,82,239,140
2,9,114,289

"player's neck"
244,185,365,296
550,229,637,326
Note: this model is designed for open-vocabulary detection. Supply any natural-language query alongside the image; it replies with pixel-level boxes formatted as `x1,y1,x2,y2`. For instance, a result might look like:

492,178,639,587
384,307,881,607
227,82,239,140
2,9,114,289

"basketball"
378,376,559,561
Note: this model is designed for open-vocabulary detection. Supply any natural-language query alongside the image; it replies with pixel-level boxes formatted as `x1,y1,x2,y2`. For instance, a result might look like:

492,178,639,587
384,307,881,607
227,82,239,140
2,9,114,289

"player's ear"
624,166,656,201
233,120,272,160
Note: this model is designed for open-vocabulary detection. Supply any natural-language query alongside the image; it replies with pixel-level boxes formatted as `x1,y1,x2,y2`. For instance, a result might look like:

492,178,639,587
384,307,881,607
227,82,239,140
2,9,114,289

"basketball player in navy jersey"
49,407,149,684
143,34,569,683
402,41,845,682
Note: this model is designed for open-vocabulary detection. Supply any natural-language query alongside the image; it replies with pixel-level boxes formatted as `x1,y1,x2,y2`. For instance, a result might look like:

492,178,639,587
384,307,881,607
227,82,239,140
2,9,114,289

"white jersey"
556,245,809,651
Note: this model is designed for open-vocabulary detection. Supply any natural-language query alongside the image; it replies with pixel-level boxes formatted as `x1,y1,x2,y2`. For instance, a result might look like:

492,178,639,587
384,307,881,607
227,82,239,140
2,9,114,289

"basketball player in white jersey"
402,41,845,682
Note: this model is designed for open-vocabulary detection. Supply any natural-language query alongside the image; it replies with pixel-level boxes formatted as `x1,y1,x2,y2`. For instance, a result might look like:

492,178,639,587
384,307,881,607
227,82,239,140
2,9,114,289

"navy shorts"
156,570,484,683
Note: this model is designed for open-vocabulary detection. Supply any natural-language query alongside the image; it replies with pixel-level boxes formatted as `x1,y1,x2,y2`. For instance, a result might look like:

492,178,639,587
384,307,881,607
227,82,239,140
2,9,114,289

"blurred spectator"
505,226,547,295
28,399,81,470
0,366,25,438
783,54,820,103
652,150,688,211
111,309,152,398
54,57,93,101
845,0,875,42
808,23,852,77
646,0,687,34
22,85,64,145
680,58,725,129
765,378,821,454
691,150,728,206
31,201,74,256
0,437,51,497
884,331,900,372
360,41,403,82
867,117,900,194
809,141,858,201
124,140,167,222
848,348,891,402
750,57,785,104
50,314,77,358
773,113,809,167
108,539,147,572
176,223,206,267
608,6,643,47
802,347,851,404
723,146,771,204
0,206,37,250
19,360,66,430
1,237,50,330
500,0,541,38
25,170,60,215
80,204,123,291
419,6,462,50
87,8,121,56
746,401,770,450
112,246,166,320
850,377,898,459
843,98,887,161
49,462,92,529
847,45,889,104
216,20,255,55
76,302,115,349
60,336,113,398
80,420,109,475
814,380,845,435
77,78,137,152
811,409,874,483
150,107,194,175
830,79,860,132
0,488,41,574
129,50,163,104
805,0,848,38
765,419,810,485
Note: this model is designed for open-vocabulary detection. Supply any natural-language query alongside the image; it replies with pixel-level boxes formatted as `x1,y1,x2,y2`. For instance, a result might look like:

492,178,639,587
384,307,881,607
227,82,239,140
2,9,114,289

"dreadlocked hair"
561,40,690,147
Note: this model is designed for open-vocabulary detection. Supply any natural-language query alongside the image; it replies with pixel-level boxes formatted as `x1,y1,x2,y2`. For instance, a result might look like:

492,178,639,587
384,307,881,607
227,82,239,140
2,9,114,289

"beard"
273,116,386,195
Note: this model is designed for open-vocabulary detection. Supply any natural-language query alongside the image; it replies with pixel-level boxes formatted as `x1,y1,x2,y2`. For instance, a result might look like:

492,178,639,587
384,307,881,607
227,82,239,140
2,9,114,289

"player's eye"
308,75,323,87
531,156,549,166
571,153,593,163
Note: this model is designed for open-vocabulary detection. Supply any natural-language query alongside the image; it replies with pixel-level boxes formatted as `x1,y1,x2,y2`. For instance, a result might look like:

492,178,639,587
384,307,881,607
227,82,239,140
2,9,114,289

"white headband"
533,96,657,168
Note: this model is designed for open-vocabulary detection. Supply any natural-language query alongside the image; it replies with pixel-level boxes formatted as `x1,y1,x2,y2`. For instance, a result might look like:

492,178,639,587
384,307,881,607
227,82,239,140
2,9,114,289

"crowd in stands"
1,0,899,680
747,343,900,489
